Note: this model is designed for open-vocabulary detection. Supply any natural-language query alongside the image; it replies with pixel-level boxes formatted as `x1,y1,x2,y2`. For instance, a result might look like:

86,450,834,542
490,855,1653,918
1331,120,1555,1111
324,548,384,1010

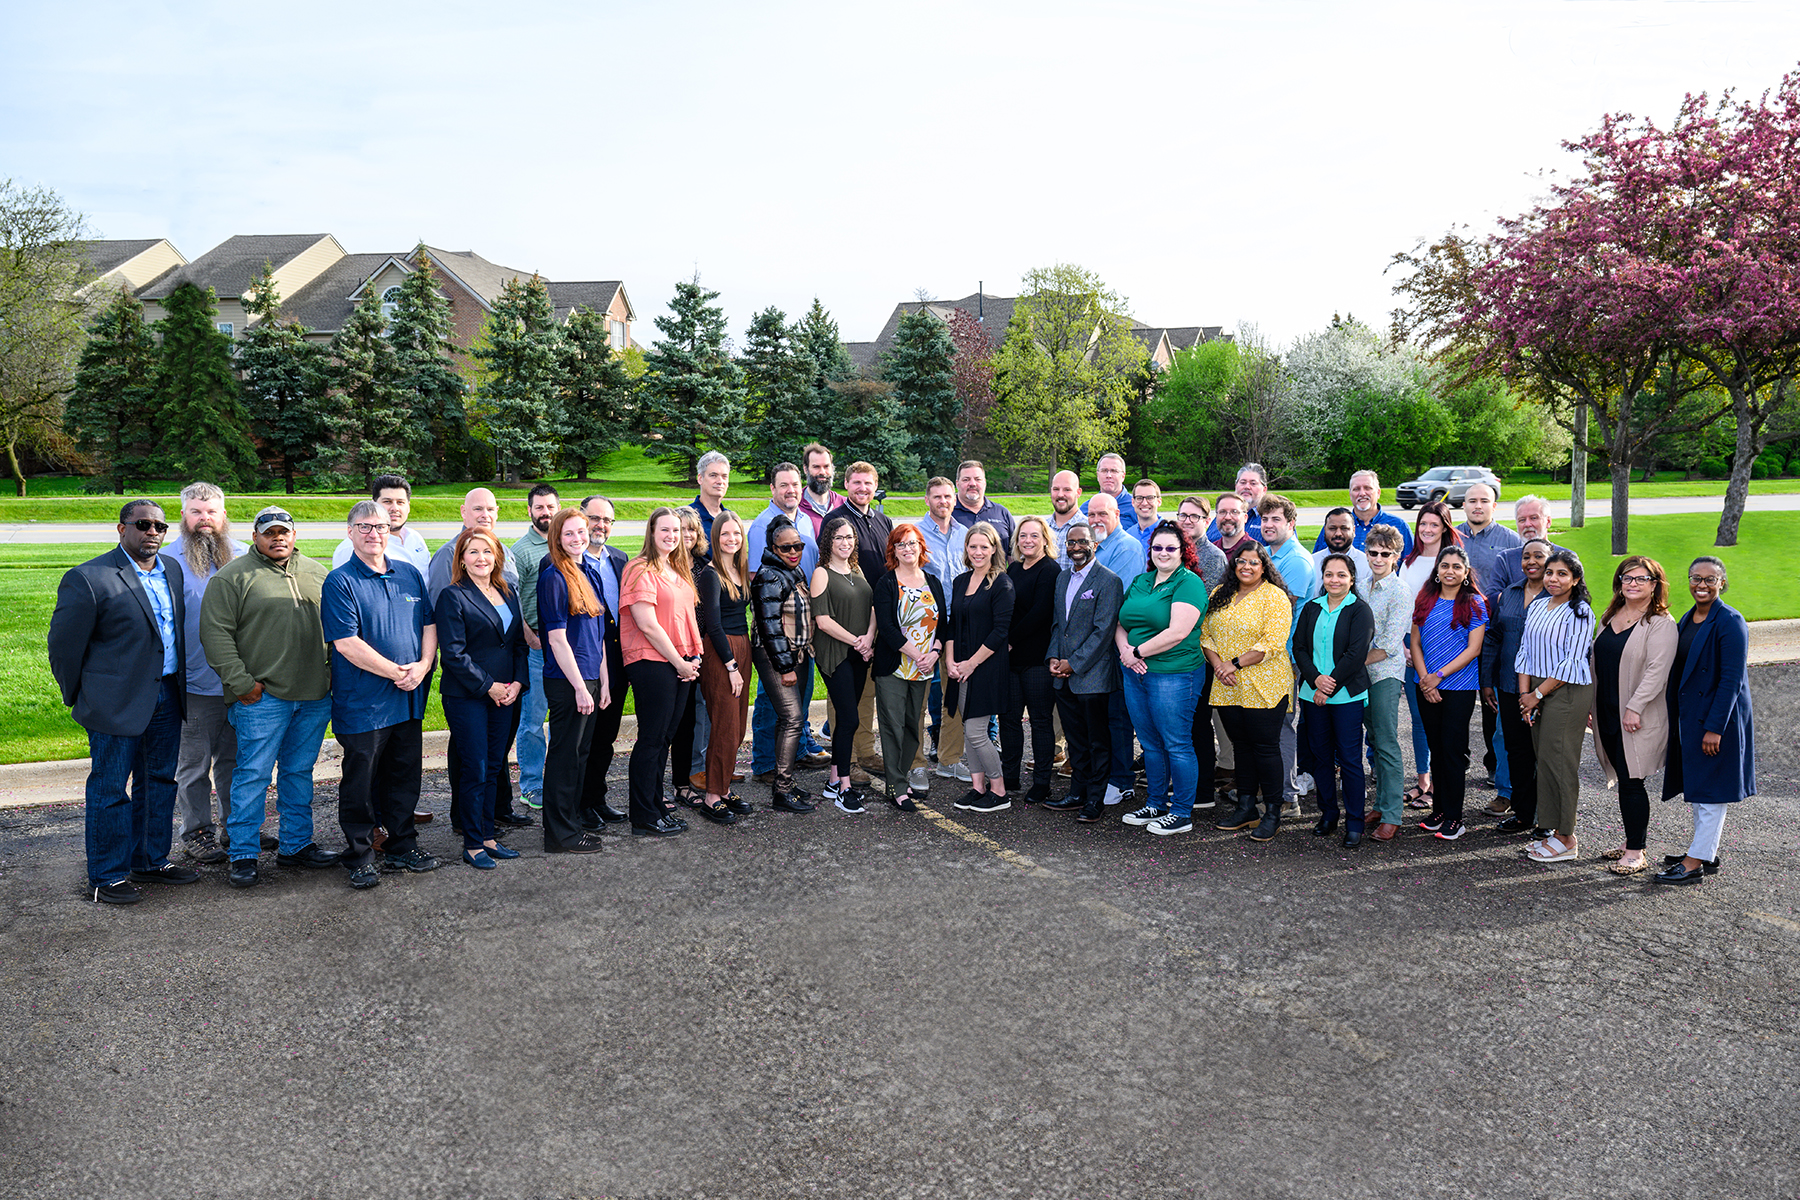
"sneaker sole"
1147,824,1194,836
956,802,1012,813
834,801,866,814
1121,813,1168,826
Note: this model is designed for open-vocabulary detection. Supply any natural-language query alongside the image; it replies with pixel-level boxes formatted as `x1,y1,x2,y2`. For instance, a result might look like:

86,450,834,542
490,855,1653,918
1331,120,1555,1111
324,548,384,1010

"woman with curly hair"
1203,541,1294,840
1592,555,1676,875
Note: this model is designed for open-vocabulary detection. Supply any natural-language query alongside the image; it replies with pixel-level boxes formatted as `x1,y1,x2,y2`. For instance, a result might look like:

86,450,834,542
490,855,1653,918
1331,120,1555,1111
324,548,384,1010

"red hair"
885,523,929,573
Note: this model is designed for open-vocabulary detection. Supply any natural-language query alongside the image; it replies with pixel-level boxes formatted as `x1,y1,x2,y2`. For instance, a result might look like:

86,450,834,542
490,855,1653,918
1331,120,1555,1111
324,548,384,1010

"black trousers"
1055,686,1113,805
1189,663,1218,798
1419,688,1478,823
581,642,629,819
1595,708,1651,849
1219,700,1287,808
1000,664,1056,790
820,656,867,775
337,720,422,867
670,679,703,790
543,676,600,849
625,659,691,827
1495,690,1539,826
1480,689,1499,776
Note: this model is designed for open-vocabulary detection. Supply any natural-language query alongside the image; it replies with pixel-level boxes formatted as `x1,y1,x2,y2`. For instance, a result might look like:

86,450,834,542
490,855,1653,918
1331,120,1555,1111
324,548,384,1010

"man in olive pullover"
198,508,339,888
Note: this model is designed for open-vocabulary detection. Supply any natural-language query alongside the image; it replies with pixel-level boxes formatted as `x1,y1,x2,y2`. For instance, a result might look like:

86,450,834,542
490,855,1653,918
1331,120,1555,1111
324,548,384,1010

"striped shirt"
1416,593,1487,690
1513,595,1595,685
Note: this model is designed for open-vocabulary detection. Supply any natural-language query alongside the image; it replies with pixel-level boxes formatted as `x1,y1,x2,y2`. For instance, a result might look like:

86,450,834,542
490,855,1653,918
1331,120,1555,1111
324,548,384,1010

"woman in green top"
1112,520,1210,835
1294,553,1377,847
812,516,876,813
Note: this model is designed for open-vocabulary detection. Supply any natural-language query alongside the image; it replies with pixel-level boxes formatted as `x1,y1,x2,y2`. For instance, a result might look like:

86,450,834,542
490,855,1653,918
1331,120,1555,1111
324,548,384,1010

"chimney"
978,282,984,322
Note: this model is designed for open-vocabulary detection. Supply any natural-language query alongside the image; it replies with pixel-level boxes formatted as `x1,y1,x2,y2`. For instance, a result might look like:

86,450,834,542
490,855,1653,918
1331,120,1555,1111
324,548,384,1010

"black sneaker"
960,793,1012,814
130,863,201,885
346,863,381,890
834,789,866,814
92,880,142,905
381,849,441,873
1418,812,1448,834
1433,819,1466,841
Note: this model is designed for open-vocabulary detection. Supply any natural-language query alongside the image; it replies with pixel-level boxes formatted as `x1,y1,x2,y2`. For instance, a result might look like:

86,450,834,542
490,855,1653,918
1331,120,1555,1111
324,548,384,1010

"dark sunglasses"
131,519,170,534
775,542,804,553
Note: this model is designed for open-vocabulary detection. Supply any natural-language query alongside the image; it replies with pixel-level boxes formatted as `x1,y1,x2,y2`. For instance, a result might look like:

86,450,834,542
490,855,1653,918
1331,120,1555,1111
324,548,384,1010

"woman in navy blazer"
1656,556,1755,886
436,530,529,869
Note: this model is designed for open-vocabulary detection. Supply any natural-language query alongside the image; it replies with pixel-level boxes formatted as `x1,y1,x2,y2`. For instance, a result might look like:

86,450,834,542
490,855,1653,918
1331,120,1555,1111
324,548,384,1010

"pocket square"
1080,589,1095,600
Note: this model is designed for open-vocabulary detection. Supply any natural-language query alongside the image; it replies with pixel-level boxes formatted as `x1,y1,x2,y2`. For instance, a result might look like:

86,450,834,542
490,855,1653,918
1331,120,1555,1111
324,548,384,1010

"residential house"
136,233,347,339
73,239,187,301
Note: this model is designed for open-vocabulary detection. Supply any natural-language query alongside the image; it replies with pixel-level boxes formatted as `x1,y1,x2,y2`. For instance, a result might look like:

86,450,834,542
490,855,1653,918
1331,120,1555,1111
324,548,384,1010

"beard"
807,476,831,496
182,524,236,576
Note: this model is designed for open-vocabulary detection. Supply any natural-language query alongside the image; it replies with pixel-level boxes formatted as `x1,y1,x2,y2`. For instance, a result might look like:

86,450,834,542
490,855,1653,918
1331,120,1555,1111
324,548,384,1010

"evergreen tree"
387,253,468,480
64,285,159,493
792,297,856,387
824,377,919,487
329,288,409,488
237,264,335,494
150,282,257,486
553,306,633,479
471,273,561,482
882,308,960,480
640,275,747,480
739,305,822,481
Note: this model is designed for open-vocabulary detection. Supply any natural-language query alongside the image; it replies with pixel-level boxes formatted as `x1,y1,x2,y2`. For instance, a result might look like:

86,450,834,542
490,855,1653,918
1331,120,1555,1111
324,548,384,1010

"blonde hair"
1013,515,1057,563
962,521,1006,586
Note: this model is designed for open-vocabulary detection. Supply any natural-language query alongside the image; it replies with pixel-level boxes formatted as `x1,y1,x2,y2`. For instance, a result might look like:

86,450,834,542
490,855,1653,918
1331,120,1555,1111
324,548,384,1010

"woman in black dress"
944,521,1015,813
1000,516,1060,805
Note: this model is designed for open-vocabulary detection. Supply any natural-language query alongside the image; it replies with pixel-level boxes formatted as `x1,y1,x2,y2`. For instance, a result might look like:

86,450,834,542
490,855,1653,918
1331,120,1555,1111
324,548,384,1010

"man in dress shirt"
332,474,432,575
1126,479,1163,548
1047,470,1085,569
1484,494,1569,595
511,483,560,809
1085,491,1141,805
579,495,636,827
1044,520,1124,822
1081,452,1129,517
917,477,969,784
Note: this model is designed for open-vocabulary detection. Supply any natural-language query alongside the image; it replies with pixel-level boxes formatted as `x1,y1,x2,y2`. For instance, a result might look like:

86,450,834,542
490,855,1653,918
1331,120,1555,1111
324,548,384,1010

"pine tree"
329,288,409,488
471,274,561,482
150,282,257,486
793,298,856,388
640,275,747,480
826,378,919,487
553,306,633,479
387,253,468,481
237,264,335,494
64,285,158,493
882,308,961,480
739,305,821,481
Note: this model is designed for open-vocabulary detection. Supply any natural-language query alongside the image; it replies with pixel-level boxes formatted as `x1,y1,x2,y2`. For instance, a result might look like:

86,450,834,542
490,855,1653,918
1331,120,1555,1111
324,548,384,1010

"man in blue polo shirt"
1207,464,1270,545
950,459,1015,550
321,501,441,889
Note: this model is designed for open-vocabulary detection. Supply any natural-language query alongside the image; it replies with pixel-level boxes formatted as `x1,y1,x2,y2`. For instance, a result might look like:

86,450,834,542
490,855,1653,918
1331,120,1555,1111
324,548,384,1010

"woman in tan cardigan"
1591,556,1677,874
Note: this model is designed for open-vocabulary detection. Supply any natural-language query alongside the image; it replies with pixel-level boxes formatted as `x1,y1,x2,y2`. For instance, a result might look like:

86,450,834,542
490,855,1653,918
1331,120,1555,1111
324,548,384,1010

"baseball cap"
253,506,296,535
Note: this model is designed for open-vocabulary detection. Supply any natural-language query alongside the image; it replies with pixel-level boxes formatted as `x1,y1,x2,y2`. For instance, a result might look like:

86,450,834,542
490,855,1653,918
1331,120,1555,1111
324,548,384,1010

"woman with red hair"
536,509,612,855
871,523,945,810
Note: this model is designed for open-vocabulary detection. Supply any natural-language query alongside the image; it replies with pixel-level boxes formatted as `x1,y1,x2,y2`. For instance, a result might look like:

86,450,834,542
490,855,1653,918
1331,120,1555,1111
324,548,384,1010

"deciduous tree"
0,179,88,495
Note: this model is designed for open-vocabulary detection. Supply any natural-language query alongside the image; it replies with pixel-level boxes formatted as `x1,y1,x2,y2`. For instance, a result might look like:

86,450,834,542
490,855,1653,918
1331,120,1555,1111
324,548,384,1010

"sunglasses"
131,519,170,533
1150,544,1181,554
775,543,804,553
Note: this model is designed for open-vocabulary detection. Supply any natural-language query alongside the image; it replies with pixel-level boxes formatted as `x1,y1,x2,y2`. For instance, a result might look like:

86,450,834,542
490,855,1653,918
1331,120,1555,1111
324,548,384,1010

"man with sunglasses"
49,500,201,904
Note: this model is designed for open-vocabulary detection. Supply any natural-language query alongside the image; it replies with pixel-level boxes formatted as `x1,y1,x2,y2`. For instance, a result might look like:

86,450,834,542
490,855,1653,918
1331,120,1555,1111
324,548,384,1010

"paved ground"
2,668,1795,1199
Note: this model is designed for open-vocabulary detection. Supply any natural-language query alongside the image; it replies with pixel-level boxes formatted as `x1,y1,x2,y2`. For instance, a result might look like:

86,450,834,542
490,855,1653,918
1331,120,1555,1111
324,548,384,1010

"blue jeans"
84,677,181,887
1120,668,1202,818
1107,689,1135,790
225,693,332,859
1492,716,1511,798
752,656,821,772
1404,665,1431,776
517,646,549,798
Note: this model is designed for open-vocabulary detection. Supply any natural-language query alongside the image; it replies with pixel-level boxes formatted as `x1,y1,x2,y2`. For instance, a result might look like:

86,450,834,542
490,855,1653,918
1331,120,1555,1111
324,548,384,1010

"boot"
1248,798,1281,841
1215,793,1260,831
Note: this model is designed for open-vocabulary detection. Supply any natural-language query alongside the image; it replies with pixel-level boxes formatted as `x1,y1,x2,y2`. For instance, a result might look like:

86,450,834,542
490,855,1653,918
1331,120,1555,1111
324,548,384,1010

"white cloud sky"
6,0,1796,348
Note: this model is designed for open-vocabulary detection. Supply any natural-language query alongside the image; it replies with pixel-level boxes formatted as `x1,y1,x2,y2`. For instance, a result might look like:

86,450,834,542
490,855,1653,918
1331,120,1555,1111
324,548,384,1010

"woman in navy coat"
1656,556,1755,886
436,530,529,869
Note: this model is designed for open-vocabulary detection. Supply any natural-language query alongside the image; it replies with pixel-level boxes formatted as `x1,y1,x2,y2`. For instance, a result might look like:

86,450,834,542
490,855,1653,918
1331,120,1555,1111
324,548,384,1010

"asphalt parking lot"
1,667,1795,1200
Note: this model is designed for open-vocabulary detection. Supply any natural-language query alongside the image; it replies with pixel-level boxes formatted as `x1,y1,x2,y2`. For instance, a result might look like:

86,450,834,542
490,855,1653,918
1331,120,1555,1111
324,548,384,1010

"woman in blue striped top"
1409,546,1487,840
1514,550,1596,863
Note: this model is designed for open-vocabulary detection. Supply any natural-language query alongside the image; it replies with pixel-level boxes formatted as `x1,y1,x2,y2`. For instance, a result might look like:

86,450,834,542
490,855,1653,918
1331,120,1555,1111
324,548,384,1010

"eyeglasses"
130,519,170,533
1689,575,1722,585
1619,574,1653,585
896,540,920,550
1065,538,1091,547
587,516,613,526
353,523,391,535
833,534,856,542
1150,544,1181,554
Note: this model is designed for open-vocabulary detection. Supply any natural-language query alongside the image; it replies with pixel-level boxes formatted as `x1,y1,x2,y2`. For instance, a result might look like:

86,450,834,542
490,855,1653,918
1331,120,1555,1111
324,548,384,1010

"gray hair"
696,450,730,477
1238,462,1268,485
180,482,225,504
1513,493,1549,518
347,499,382,525
1097,452,1126,470
1349,469,1380,489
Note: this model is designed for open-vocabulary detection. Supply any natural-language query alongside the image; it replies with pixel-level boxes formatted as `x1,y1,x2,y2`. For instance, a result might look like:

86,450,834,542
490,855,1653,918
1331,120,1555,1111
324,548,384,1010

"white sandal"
1528,835,1577,863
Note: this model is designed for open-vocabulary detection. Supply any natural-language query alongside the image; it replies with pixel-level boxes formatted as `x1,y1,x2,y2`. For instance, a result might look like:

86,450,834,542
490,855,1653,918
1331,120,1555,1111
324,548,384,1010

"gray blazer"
1048,563,1123,696
47,545,188,737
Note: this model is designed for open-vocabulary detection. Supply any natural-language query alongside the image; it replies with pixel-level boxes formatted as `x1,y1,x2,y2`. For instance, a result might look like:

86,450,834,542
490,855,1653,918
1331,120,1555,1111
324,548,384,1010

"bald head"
1086,491,1120,535
462,488,499,533
1050,470,1082,517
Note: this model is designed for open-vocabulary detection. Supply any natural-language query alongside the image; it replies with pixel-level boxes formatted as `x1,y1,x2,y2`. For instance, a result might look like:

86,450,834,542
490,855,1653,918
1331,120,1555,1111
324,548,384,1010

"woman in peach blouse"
619,506,705,837
1201,541,1296,841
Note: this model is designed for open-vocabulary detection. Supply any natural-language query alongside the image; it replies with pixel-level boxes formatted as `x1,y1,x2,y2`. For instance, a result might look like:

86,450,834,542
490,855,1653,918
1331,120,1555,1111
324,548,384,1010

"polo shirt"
538,556,608,681
1117,567,1209,673
1267,537,1316,606
333,525,432,577
950,497,1015,551
134,556,181,678
321,556,434,736
689,494,727,550
1093,526,1143,585
1298,593,1369,705
1315,507,1412,557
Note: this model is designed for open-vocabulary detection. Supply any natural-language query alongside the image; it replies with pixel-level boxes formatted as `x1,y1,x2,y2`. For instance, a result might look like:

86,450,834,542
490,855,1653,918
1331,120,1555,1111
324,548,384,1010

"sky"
6,1,1798,349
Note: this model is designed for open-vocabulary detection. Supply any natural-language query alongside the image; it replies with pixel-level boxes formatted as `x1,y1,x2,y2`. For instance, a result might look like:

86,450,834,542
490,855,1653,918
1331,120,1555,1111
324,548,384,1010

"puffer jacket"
751,544,812,673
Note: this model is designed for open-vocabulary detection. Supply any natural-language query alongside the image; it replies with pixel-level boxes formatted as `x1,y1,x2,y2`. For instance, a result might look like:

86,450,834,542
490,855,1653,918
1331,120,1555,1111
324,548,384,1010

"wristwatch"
1230,655,1242,670
1532,687,1544,700
1132,645,1145,661
726,663,739,673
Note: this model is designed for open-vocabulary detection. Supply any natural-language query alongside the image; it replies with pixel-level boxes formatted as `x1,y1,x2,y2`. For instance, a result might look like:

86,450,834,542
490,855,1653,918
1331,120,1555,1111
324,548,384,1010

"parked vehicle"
1395,466,1502,509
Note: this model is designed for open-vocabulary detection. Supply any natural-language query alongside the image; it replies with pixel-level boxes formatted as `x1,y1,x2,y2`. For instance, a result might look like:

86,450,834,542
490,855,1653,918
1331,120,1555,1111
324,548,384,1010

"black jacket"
1005,556,1059,672
435,579,529,701
750,544,811,673
1293,595,1376,699
47,545,188,736
945,570,1014,719
872,571,947,679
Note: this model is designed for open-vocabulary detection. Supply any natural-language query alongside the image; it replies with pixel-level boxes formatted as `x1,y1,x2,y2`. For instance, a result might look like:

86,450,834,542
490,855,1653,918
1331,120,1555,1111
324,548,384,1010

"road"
1,666,1794,1198
0,493,1790,546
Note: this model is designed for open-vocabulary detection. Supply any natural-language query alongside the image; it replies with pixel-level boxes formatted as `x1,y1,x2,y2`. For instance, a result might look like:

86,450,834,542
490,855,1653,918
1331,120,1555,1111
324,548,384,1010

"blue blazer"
1662,600,1755,803
435,579,528,701
47,545,188,736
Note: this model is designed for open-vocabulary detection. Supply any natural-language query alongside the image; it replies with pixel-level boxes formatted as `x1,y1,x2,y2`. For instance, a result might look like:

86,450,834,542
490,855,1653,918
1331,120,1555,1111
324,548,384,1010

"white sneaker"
908,767,930,791
935,761,972,782
1295,772,1316,796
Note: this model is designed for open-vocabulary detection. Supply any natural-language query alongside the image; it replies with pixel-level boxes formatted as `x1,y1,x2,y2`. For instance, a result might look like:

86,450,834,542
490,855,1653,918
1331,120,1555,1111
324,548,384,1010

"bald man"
1047,470,1085,569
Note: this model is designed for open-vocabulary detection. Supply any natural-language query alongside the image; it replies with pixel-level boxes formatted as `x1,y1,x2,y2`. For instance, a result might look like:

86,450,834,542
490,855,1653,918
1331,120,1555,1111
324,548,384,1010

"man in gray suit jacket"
47,500,202,903
1044,520,1124,823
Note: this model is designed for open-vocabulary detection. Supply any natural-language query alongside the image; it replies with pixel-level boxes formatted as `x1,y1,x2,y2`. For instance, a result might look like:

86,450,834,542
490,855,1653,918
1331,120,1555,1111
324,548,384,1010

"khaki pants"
913,694,965,768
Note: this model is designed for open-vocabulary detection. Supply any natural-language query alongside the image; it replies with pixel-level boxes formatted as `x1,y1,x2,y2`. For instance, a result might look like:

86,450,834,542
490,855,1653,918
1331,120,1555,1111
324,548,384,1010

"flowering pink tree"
947,308,995,458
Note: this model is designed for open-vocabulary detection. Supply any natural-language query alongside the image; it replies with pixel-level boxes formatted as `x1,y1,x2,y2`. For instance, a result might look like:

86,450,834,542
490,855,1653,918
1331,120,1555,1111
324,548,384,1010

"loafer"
463,849,497,870
1652,862,1705,886
93,879,143,905
725,794,753,816
1042,794,1085,811
1492,816,1534,835
130,863,201,885
495,812,536,827
381,849,441,873
631,817,686,837
227,859,260,889
486,842,521,859
798,751,831,767
275,843,342,870
593,803,627,823
699,803,739,825
1662,853,1721,875
346,863,381,889
770,793,815,814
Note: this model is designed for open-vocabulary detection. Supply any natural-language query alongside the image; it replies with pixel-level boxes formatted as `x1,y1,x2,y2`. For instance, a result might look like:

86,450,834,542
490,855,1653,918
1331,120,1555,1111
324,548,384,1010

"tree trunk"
5,439,25,497
284,459,296,496
1610,453,1632,556
1715,389,1756,547
1570,400,1588,528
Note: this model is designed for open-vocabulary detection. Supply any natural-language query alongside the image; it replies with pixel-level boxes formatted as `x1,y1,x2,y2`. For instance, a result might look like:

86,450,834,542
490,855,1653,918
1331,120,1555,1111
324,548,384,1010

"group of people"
48,447,1758,905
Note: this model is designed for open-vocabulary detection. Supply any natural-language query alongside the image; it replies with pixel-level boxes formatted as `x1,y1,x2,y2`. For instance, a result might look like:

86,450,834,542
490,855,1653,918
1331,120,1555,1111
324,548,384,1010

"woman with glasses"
1515,550,1595,863
1655,557,1756,886
536,510,612,855
619,507,704,837
872,523,945,812
749,518,816,814
1479,538,1552,838
812,516,876,812
1115,520,1210,835
1000,516,1061,806
1204,542,1294,840
1591,556,1676,875
1399,500,1464,810
692,511,754,825
1294,552,1375,847
1410,545,1487,842
944,521,1015,813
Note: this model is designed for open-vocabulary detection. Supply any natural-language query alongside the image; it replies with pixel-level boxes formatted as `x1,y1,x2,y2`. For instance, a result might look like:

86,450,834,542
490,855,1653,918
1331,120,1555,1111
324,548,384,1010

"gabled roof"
860,292,1017,373
843,341,880,374
137,234,340,301
75,239,164,279
418,246,538,311
281,253,403,334
546,281,632,322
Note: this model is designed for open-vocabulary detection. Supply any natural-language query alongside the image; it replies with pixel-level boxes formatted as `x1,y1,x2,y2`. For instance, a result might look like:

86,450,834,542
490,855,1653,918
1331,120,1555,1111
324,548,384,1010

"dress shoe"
92,879,143,905
1076,797,1105,823
632,817,686,837
771,792,815,814
798,751,831,767
275,843,342,870
130,863,201,885
725,794,753,816
1043,794,1085,811
413,810,434,824
463,849,497,870
595,803,627,824
732,770,746,783
699,802,739,825
753,770,776,784
1342,827,1364,849
260,832,279,851
371,826,388,854
1492,816,1534,835
495,812,535,827
1311,817,1339,837
1652,861,1705,886
1662,853,1722,875
1025,782,1050,806
1370,822,1401,842
228,859,260,888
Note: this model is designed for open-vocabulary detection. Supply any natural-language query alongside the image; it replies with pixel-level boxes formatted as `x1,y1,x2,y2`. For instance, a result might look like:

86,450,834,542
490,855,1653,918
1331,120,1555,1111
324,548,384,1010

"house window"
217,322,233,337
381,286,402,323
610,319,627,350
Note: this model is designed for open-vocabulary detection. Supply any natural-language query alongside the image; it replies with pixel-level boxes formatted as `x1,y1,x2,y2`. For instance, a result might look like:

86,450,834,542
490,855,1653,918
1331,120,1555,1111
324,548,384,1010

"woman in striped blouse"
1515,550,1596,864
1409,545,1487,841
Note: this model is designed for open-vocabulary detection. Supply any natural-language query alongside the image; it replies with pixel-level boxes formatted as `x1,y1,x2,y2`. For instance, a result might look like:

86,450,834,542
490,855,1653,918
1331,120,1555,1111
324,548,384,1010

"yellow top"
1200,582,1293,709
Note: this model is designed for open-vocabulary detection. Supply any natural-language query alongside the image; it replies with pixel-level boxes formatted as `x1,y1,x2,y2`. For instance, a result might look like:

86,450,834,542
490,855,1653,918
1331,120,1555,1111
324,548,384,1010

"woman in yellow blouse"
1202,541,1296,840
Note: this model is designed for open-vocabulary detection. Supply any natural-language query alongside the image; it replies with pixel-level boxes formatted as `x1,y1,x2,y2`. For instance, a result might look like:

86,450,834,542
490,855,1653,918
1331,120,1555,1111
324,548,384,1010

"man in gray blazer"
1044,520,1124,823
47,500,202,903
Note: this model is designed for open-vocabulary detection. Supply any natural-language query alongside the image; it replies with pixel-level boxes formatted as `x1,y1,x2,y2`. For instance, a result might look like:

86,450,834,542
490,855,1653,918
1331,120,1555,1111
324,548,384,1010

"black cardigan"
1292,595,1377,699
945,570,1014,719
872,571,948,679
1005,556,1059,672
